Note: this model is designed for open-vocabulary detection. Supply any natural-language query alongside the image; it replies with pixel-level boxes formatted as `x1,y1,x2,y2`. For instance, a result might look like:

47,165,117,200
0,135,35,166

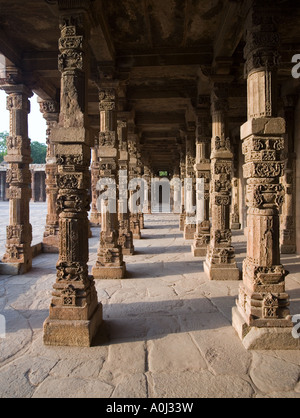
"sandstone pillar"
204,83,239,281
92,84,126,279
231,177,241,230
232,1,297,349
280,95,297,254
90,137,101,226
179,147,186,231
43,2,102,347
117,118,134,255
128,130,142,240
39,99,60,252
0,69,33,275
184,125,196,240
192,101,211,257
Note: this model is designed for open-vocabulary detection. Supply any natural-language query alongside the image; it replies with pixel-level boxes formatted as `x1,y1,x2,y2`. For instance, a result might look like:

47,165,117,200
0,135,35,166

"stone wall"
295,98,300,254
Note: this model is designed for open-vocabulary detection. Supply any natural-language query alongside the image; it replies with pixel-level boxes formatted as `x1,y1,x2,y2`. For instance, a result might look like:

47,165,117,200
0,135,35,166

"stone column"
231,177,241,230
0,70,33,275
280,95,297,254
179,148,186,231
92,84,126,280
90,137,101,226
31,169,36,202
39,99,60,252
142,159,152,214
117,117,134,255
204,83,239,281
128,129,142,240
232,1,297,349
43,2,102,347
184,125,197,240
192,102,211,257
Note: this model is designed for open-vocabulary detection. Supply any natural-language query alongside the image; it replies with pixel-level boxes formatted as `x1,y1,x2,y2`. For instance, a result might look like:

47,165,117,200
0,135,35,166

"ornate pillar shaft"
280,95,297,254
92,85,126,279
232,1,297,350
43,3,102,347
0,70,33,275
39,99,60,252
192,101,211,256
184,125,196,240
117,117,134,255
179,148,186,231
90,137,101,226
128,129,142,240
204,83,239,281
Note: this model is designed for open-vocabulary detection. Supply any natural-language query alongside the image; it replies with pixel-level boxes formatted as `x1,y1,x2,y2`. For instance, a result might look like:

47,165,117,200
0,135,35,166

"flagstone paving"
0,204,299,398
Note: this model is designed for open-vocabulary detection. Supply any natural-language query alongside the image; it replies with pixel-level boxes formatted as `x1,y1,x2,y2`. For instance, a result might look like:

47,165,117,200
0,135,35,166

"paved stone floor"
0,203,300,398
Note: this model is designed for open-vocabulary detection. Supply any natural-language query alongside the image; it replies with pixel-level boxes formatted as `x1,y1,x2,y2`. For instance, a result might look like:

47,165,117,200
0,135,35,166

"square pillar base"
231,223,241,230
122,248,135,256
43,303,103,347
191,244,208,257
232,307,300,350
133,234,141,240
92,263,126,280
204,260,240,281
0,261,32,276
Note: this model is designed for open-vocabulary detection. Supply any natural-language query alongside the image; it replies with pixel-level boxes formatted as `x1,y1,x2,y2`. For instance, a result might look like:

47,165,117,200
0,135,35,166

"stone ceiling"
0,0,299,173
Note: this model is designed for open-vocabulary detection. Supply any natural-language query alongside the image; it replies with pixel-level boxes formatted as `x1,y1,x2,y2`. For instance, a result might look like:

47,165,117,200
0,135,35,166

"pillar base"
231,223,241,231
43,303,103,347
204,259,240,281
281,245,296,255
184,225,196,240
122,248,135,256
43,236,59,253
90,212,101,227
191,244,208,257
0,260,32,276
133,234,141,240
232,307,300,350
92,263,126,280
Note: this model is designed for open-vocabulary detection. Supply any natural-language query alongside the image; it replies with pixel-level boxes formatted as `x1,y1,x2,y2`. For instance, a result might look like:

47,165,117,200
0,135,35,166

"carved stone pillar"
280,95,297,254
117,117,134,255
192,103,211,257
184,125,197,240
39,99,60,253
43,3,102,347
179,147,186,231
204,83,239,281
92,85,126,279
0,69,33,275
232,1,297,349
128,130,142,240
90,137,101,226
142,159,152,214
231,177,241,230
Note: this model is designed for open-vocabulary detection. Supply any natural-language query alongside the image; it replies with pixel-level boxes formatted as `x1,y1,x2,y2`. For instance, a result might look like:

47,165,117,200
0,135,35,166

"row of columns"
0,0,298,349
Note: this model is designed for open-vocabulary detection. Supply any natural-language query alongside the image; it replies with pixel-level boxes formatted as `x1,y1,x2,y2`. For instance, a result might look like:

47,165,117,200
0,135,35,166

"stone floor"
0,203,300,398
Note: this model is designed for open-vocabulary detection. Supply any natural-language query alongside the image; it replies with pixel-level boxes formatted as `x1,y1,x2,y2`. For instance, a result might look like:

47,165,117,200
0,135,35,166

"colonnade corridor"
1,203,300,397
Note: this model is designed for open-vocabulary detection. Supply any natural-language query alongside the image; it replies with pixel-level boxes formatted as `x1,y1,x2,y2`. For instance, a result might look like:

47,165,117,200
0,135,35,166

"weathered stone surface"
148,333,207,373
250,353,300,393
112,374,148,398
149,371,254,398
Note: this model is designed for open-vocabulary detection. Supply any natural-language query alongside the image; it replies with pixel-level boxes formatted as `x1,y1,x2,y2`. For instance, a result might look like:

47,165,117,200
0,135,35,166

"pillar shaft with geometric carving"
0,71,33,275
232,1,297,350
117,117,134,255
192,101,211,257
184,125,196,240
179,147,186,231
280,95,297,254
128,129,142,240
39,99,60,253
204,83,239,281
92,85,126,279
43,3,102,347
90,138,102,226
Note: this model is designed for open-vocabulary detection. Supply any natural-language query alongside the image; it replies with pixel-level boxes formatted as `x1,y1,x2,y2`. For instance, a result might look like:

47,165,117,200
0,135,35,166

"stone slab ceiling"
0,0,300,171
